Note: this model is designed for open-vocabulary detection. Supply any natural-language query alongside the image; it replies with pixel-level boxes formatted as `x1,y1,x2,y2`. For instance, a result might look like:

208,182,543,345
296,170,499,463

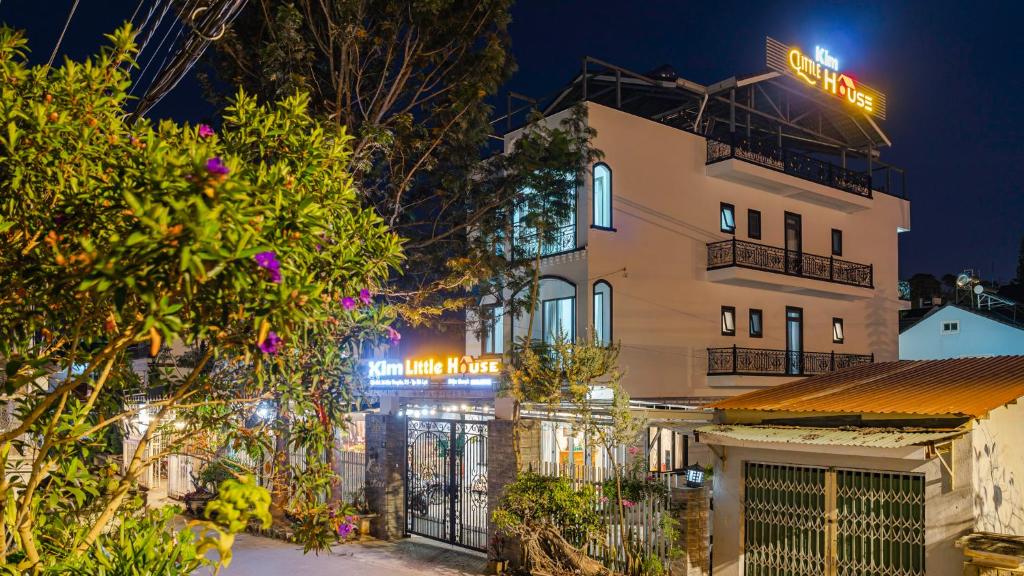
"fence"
535,462,681,572
338,450,366,502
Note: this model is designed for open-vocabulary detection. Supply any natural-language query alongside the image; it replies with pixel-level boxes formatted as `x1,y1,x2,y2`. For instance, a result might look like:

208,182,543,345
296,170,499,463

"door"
785,212,803,275
786,307,803,375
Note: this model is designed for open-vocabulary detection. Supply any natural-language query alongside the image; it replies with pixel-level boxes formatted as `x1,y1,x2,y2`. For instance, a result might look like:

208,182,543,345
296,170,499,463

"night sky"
4,0,1023,282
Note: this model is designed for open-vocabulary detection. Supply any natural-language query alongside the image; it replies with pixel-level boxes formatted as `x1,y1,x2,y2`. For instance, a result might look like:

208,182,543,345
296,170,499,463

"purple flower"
198,124,215,138
359,289,372,305
342,297,357,311
259,331,282,354
254,251,282,283
205,156,229,175
386,326,401,345
337,522,354,539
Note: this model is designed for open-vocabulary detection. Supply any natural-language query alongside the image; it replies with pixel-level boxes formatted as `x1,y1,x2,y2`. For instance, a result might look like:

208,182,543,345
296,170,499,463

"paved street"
197,533,487,576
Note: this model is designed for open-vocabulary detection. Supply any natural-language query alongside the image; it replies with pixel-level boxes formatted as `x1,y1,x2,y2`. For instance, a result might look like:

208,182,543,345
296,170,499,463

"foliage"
492,472,603,544
601,458,668,504
0,24,402,571
196,457,246,493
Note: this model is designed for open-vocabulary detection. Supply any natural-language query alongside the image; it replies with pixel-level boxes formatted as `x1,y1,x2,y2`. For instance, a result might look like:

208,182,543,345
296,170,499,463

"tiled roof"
709,356,1024,418
696,424,963,448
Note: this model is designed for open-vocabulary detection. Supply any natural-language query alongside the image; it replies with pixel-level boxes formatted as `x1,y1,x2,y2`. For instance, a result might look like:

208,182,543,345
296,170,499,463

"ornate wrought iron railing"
707,238,873,288
707,346,873,376
706,134,872,198
512,223,576,257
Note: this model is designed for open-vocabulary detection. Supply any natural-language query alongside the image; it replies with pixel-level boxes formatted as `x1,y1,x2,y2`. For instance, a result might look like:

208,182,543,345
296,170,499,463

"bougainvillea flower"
198,124,215,138
621,499,636,508
386,326,402,345
359,289,372,305
254,251,282,283
337,521,355,539
342,297,357,310
205,156,230,175
627,446,641,456
259,331,282,354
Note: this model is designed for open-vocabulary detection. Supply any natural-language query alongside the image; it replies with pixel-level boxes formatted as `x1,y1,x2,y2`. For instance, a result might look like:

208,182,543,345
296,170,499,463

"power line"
47,0,81,68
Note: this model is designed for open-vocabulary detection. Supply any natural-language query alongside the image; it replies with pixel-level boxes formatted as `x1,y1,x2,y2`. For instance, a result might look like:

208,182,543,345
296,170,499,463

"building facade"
900,303,1024,359
468,55,911,408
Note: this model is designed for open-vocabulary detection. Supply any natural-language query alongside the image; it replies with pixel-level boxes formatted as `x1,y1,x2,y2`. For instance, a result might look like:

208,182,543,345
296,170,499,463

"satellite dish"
973,284,984,295
956,273,973,288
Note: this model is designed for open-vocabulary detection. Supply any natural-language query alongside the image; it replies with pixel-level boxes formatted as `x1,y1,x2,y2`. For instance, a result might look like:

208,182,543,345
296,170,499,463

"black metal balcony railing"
708,346,874,377
707,238,873,288
707,135,872,199
512,224,576,257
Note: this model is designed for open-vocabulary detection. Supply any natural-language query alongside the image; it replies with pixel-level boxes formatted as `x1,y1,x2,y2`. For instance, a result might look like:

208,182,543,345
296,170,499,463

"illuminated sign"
766,37,887,120
365,355,501,388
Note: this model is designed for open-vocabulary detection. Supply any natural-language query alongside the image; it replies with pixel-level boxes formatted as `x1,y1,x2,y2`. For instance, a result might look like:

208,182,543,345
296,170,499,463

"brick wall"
365,413,406,540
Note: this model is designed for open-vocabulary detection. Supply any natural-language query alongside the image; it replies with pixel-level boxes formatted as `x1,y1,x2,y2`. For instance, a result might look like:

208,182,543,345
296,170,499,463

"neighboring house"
900,303,1024,359
696,356,1024,576
465,49,910,472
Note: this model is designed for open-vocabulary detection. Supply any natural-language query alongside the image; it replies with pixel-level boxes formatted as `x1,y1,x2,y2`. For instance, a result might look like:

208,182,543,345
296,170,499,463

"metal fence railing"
707,238,873,288
707,346,874,376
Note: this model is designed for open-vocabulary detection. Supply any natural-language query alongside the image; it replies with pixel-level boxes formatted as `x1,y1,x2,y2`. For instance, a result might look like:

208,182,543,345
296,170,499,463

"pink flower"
621,499,636,508
259,331,282,354
627,446,641,456
386,326,401,345
198,124,215,138
598,496,609,504
359,289,372,305
342,297,357,310
206,156,229,175
254,251,282,283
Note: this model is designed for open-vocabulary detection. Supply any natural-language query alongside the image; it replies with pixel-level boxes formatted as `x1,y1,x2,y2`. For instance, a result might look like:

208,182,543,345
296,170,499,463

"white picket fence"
535,461,679,572
338,450,365,502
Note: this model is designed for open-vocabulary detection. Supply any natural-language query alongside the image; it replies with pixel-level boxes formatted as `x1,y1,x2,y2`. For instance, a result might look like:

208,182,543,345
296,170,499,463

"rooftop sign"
365,355,501,388
766,37,887,120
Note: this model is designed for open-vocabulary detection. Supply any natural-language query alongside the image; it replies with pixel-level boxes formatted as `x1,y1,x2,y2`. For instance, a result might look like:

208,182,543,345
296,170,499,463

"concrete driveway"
198,533,488,576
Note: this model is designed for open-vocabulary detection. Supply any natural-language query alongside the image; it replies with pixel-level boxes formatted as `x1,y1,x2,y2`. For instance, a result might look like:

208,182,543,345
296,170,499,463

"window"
592,163,612,229
542,297,575,344
720,203,736,234
831,229,843,256
513,177,577,257
481,305,504,354
748,209,762,239
832,318,844,344
721,306,736,336
593,281,612,344
941,321,960,334
648,426,688,473
749,309,763,338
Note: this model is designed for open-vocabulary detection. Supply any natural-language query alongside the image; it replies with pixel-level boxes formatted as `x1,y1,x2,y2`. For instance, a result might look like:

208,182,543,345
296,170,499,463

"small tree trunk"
270,408,292,520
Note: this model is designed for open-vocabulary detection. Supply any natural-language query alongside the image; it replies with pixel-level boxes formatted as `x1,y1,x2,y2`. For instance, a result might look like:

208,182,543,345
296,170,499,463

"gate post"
365,407,406,540
488,398,521,566
670,485,711,576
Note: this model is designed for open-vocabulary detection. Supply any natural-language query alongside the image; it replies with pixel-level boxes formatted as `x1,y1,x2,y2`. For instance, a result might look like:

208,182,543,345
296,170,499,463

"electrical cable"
47,0,81,68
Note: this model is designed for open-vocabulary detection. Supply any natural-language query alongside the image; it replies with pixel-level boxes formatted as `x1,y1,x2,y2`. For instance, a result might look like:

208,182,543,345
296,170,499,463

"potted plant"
488,534,508,574
349,486,377,537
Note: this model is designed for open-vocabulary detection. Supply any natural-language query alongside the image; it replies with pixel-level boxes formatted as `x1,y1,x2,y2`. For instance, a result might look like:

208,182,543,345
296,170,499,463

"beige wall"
475,102,909,401
708,441,973,576
972,401,1024,534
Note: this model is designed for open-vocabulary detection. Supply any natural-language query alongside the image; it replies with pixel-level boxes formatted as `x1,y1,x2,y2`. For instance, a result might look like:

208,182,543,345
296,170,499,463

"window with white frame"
593,164,612,229
593,281,612,344
721,306,736,336
543,297,575,344
481,304,504,354
832,318,845,344
720,203,736,234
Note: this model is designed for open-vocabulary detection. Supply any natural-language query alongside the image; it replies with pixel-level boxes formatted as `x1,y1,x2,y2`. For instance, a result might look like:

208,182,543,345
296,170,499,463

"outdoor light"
685,463,706,488
256,403,273,420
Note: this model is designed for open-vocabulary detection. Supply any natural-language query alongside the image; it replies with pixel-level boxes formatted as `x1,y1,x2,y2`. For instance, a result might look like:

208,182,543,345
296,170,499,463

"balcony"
512,224,576,258
708,237,872,288
705,136,876,213
707,346,873,377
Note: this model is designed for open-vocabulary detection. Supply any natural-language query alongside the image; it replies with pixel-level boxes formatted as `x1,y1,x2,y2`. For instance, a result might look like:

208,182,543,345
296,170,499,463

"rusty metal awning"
696,424,964,449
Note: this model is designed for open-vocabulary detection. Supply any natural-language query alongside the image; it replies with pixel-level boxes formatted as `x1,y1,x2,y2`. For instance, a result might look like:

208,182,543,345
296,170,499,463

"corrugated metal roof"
709,356,1024,418
696,424,963,448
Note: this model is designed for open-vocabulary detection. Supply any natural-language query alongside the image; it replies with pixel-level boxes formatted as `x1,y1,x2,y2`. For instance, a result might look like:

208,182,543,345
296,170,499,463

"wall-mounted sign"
766,37,887,120
365,355,501,388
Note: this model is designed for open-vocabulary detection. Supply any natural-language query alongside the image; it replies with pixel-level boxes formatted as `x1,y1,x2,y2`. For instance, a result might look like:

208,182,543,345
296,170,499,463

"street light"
686,463,706,488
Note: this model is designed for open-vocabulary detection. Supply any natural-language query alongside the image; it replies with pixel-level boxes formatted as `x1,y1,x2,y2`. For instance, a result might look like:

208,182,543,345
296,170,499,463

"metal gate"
406,418,489,551
744,462,924,576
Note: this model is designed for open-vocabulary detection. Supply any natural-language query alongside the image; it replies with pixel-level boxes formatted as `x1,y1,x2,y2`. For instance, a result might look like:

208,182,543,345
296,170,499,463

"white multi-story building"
468,46,911,471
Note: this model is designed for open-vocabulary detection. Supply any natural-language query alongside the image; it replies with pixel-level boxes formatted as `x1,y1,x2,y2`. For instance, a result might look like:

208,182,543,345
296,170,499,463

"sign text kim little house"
365,355,501,388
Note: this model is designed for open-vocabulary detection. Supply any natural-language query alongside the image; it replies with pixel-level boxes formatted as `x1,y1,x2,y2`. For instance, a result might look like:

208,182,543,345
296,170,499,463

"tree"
0,25,402,571
202,0,599,328
906,273,942,306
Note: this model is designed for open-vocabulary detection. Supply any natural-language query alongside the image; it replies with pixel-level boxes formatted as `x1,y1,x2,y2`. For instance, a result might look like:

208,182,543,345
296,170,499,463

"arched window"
592,163,612,229
593,281,612,344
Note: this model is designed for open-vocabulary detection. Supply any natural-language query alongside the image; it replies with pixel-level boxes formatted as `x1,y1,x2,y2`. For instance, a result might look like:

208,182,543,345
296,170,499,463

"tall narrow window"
543,297,575,344
593,281,612,344
749,309,763,338
720,203,736,234
831,229,843,256
748,209,762,239
721,306,736,336
482,305,504,354
593,163,612,229
832,317,845,344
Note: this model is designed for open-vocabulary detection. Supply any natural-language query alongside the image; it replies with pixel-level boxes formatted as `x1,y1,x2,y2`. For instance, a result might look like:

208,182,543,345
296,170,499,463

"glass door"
786,307,803,375
785,212,802,275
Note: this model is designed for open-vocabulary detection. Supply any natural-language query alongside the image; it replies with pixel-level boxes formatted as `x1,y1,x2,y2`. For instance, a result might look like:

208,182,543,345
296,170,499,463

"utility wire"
47,0,81,67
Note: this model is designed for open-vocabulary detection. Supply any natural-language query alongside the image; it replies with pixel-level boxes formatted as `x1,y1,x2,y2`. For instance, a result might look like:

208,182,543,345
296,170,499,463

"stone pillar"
364,413,406,540
487,419,517,563
671,485,710,576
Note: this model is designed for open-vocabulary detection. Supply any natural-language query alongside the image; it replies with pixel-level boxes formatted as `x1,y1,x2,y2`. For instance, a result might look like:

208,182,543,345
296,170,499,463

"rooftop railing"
707,134,873,198
707,346,874,377
512,223,576,258
707,238,873,288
